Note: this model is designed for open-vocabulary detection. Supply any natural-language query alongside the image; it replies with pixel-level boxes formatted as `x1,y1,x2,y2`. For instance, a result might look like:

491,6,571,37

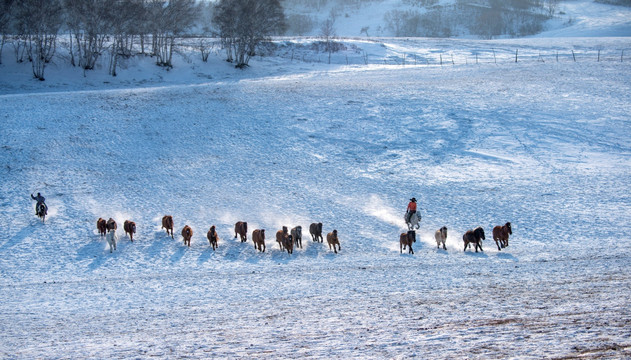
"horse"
291,226,303,249
276,226,289,251
234,221,247,242
181,225,193,247
434,226,447,250
162,215,174,239
283,234,294,254
106,228,117,253
463,227,485,252
327,230,340,254
309,222,323,242
252,229,266,252
405,211,421,230
106,218,117,232
35,202,47,223
400,230,416,254
207,225,219,250
97,218,107,237
124,220,136,242
492,222,512,250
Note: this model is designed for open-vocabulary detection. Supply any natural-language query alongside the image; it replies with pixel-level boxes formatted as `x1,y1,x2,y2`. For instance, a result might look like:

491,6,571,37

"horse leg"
495,238,501,251
410,244,414,254
442,242,447,251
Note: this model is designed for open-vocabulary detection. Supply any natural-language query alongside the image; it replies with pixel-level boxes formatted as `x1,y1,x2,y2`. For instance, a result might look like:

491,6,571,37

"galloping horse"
400,230,416,254
124,220,136,242
435,226,447,250
36,203,47,223
234,221,248,242
252,229,266,252
97,218,107,237
162,215,174,239
405,212,421,230
327,230,341,254
492,222,512,250
181,225,193,247
309,222,323,242
207,225,219,251
291,226,303,249
463,227,485,252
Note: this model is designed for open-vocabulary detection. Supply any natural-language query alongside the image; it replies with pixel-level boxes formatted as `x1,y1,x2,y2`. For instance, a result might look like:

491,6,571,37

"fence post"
598,49,600,62
440,53,443,67
476,53,478,64
515,49,518,63
451,53,454,66
572,50,576,62
622,50,624,62
556,51,559,62
493,49,497,64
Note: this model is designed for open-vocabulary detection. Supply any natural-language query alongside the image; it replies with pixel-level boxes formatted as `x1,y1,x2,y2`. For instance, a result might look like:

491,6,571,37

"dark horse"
36,202,47,223
492,222,512,251
400,230,416,254
463,227,485,252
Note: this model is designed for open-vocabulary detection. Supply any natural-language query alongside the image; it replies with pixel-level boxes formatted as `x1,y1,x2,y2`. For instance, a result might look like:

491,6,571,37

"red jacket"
407,202,417,212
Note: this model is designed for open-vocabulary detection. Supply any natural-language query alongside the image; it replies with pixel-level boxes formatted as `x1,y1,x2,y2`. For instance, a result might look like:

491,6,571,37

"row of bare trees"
1,0,287,80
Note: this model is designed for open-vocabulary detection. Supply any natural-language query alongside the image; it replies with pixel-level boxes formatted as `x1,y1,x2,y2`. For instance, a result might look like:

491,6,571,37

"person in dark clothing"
31,192,47,215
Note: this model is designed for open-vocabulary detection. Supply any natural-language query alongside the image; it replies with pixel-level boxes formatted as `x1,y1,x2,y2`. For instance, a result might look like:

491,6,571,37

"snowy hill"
283,0,631,38
1,2,631,359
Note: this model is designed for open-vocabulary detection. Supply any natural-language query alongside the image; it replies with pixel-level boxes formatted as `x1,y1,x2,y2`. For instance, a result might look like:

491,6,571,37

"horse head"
506,222,512,235
475,227,485,240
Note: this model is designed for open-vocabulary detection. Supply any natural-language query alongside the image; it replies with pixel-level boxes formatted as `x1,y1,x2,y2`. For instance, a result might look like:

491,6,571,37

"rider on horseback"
31,192,47,216
405,197,417,223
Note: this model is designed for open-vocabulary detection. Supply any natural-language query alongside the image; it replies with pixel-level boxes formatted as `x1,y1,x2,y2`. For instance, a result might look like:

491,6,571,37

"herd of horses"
399,222,513,255
94,216,341,255
93,213,512,256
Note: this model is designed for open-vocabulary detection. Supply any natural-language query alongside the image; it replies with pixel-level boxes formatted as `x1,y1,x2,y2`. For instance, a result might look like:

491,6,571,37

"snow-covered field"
1,12,631,359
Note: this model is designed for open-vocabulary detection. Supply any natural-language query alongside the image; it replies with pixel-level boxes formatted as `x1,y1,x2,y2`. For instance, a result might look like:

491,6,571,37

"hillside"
282,0,631,38
1,3,631,359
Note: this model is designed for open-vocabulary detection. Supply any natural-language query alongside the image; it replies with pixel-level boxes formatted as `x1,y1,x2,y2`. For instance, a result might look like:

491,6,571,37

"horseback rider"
405,197,417,223
31,192,47,215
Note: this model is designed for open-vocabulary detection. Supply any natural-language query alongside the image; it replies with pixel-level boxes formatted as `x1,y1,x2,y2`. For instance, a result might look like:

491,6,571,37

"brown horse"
106,218,117,233
291,226,303,249
162,215,174,239
207,225,219,250
400,230,416,254
252,229,266,252
97,218,107,237
434,226,447,250
276,226,289,251
181,225,193,247
492,222,512,250
463,227,485,252
234,221,248,242
309,222,323,242
327,229,340,254
124,220,136,242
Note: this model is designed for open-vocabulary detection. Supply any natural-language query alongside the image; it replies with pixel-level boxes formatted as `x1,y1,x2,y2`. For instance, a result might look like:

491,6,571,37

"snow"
1,3,631,359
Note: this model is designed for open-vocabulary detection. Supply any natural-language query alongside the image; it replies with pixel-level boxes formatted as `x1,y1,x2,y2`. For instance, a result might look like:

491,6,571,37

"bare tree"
0,0,15,64
65,0,113,71
212,0,286,68
108,0,145,76
320,17,336,64
13,0,63,80
148,0,198,68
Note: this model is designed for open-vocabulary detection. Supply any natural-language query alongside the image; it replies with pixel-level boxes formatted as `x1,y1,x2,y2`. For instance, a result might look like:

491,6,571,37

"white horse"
106,229,118,253
435,226,447,250
405,212,421,230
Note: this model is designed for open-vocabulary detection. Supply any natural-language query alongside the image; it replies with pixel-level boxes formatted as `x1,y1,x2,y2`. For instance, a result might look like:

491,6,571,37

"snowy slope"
1,5,631,359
